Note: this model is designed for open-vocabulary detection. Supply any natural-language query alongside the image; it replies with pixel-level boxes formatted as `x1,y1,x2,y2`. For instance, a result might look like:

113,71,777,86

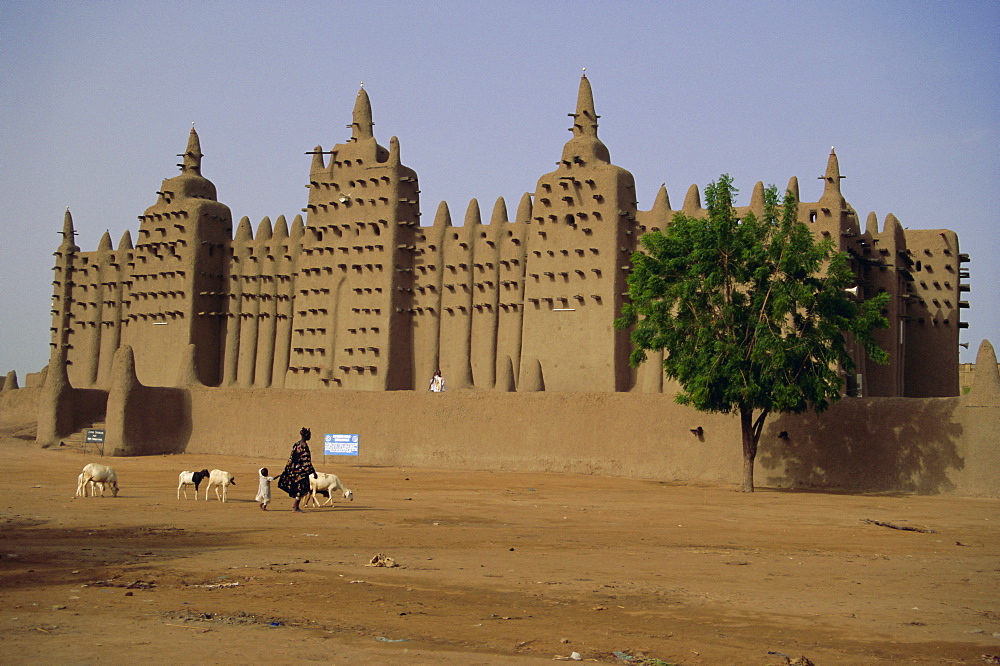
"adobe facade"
46,75,968,397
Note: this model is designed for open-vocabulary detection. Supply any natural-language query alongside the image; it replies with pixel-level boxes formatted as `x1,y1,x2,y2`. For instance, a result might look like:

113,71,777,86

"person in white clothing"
256,467,275,510
429,369,445,392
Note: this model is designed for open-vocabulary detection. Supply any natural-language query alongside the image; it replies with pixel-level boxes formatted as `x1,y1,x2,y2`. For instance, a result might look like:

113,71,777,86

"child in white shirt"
256,467,275,510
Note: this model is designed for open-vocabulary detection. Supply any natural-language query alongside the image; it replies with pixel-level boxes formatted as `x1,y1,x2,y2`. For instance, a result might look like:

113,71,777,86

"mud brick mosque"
47,74,968,398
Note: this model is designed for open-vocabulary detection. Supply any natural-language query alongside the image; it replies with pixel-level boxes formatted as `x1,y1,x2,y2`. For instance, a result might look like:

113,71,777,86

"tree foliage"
615,175,889,491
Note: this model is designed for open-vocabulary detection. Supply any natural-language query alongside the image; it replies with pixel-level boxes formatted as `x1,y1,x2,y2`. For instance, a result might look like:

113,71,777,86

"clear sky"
1,0,997,380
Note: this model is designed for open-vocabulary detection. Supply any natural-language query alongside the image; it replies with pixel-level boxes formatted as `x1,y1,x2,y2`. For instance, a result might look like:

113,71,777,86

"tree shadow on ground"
758,397,964,494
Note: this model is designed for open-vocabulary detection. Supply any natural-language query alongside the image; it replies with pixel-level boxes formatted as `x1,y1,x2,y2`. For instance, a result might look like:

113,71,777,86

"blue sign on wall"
324,433,359,456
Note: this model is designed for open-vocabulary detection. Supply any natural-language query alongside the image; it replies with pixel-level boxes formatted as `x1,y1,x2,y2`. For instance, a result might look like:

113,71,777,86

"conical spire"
884,213,901,232
966,340,1000,406
255,216,273,242
272,215,289,241
884,213,905,246
682,184,702,212
234,216,253,242
97,230,113,253
290,215,305,239
573,73,599,139
516,192,533,223
118,229,133,250
865,211,879,236
433,200,453,228
820,146,845,203
351,85,374,141
652,185,671,212
464,198,482,228
179,127,203,174
59,208,79,252
785,176,800,202
561,72,611,164
490,197,508,226
310,145,325,172
388,136,400,166
749,181,766,215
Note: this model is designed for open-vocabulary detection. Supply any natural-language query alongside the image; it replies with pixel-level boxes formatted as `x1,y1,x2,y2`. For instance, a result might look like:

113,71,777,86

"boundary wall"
8,343,999,497
178,388,998,497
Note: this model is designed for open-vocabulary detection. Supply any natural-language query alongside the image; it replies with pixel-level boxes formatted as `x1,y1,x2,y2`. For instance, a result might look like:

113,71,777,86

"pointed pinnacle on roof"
273,215,289,241
178,126,203,174
464,198,482,228
388,136,401,166
683,184,702,212
60,207,74,235
352,86,374,141
310,145,326,172
572,72,599,136
516,192,533,224
652,184,671,212
749,181,766,214
98,230,113,253
234,216,253,243
561,73,610,164
255,216,273,242
433,200,453,228
290,214,304,239
59,208,80,252
819,146,846,203
786,176,800,202
490,196,509,226
967,340,1000,406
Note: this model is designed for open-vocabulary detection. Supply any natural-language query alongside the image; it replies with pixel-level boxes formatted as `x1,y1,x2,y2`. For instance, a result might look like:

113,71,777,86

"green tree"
615,175,889,492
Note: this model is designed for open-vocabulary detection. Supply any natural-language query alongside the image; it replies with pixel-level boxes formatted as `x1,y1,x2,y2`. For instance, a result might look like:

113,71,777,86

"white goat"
177,469,210,500
205,469,235,502
77,463,119,497
75,473,102,497
308,472,354,507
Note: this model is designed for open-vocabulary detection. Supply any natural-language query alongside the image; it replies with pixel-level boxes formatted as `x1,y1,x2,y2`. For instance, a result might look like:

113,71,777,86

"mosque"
47,74,966,398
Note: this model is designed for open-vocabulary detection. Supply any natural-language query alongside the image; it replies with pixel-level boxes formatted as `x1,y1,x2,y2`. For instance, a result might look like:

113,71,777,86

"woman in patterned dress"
277,427,316,512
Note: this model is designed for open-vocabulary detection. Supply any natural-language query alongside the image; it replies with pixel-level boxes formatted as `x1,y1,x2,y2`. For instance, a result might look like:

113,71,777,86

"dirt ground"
0,436,998,665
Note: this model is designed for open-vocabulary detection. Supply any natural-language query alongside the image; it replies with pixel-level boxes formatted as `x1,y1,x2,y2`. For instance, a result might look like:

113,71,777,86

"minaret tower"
520,73,637,392
815,147,861,245
49,209,80,370
294,85,420,390
124,127,232,385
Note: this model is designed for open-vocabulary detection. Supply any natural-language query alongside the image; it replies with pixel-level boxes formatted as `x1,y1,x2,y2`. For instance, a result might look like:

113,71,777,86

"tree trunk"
740,408,757,492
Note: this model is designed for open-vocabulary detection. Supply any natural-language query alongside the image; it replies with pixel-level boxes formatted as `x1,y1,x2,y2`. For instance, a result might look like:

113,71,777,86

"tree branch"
751,408,769,442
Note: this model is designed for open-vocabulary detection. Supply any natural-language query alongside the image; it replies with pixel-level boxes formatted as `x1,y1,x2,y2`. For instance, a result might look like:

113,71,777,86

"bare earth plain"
1,434,998,665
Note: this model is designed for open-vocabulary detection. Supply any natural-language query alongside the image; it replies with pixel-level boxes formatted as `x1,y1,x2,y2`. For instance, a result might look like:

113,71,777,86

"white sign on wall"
324,433,359,456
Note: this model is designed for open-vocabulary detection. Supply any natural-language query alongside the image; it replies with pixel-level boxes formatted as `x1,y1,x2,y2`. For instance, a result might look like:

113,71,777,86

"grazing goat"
177,469,210,500
308,472,354,507
75,473,103,497
205,469,235,502
77,463,119,497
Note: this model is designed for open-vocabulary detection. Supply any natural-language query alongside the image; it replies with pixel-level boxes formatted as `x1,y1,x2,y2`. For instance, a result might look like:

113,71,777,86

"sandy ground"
0,436,998,665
